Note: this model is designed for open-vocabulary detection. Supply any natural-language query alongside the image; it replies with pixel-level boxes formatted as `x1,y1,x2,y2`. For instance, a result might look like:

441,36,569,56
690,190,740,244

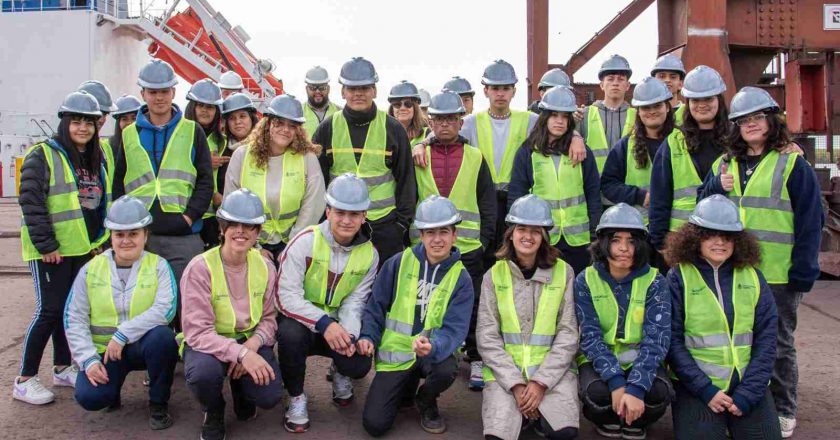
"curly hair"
244,116,322,170
631,102,674,169
664,223,761,269
495,224,561,270
724,112,792,161
524,111,576,157
680,94,731,154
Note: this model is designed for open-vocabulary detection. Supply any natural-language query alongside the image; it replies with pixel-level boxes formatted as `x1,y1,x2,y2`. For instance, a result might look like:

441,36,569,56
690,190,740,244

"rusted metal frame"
526,0,549,102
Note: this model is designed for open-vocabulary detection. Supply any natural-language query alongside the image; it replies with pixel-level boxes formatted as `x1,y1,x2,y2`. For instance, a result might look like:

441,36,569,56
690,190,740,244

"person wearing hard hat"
359,195,474,436
410,90,497,391
107,95,143,163
275,173,378,433
650,54,687,124
477,194,580,440
575,203,671,439
181,189,282,440
14,91,110,405
418,88,431,118
312,56,416,264
528,68,572,113
508,86,601,275
388,81,429,146
219,70,245,98
224,94,325,264
664,195,782,440
112,59,214,332
64,195,178,429
443,76,476,115
303,66,341,137
78,80,119,182
699,87,823,438
222,92,260,149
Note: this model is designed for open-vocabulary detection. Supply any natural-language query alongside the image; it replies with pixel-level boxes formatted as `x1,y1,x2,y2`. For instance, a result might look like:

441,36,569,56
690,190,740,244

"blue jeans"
75,325,178,410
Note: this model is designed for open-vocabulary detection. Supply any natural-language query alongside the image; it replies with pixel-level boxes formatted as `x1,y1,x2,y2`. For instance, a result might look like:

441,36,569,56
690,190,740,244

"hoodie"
578,101,632,150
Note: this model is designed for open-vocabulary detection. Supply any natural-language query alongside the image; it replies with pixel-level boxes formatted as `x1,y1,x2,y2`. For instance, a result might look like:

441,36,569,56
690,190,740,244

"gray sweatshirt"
578,100,633,150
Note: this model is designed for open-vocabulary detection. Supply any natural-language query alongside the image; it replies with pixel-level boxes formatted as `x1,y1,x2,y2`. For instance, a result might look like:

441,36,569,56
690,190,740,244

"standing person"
112,58,214,331
508,86,601,275
410,90,497,391
218,70,245,98
181,189,283,440
107,95,143,164
650,54,686,125
359,196,474,436
528,68,572,113
312,56,416,264
418,89,431,118
15,91,109,405
699,87,823,438
65,196,178,429
302,66,341,138
665,195,781,440
78,80,119,182
443,76,476,115
575,204,672,439
478,195,580,440
224,94,325,264
388,80,429,146
275,174,378,433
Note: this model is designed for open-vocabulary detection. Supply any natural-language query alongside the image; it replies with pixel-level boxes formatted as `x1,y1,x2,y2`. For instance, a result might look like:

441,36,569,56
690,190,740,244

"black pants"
362,355,458,437
370,219,407,268
555,237,591,276
200,216,220,250
275,315,371,397
672,382,781,440
261,242,286,268
579,363,672,429
20,254,91,377
484,190,509,269
461,248,485,362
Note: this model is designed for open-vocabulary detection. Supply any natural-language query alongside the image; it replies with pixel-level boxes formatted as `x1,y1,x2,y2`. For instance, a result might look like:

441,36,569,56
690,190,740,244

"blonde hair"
388,100,428,139
244,117,322,169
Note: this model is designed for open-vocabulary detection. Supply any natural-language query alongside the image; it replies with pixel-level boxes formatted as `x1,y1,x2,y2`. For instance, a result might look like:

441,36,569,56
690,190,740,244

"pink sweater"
181,253,278,363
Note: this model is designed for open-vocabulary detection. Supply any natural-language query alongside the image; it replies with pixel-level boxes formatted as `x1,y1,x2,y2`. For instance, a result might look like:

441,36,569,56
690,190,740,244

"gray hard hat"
305,66,330,85
428,90,466,115
388,80,420,100
631,77,673,107
137,58,178,89
219,71,245,90
418,89,431,108
216,188,266,225
264,94,305,123
187,79,223,106
728,86,780,121
481,59,518,86
338,57,379,86
414,195,461,230
112,95,143,117
538,68,571,89
443,76,474,95
77,80,117,113
596,203,647,234
681,65,727,99
538,86,577,113
650,54,686,78
326,173,370,212
57,91,102,118
221,93,256,116
598,54,632,80
505,194,554,227
688,194,744,232
104,195,153,230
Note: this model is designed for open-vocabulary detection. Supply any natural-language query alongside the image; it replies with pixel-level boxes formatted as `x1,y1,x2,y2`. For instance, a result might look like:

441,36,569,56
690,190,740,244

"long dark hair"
223,109,260,143
631,102,675,168
185,101,225,146
589,229,650,270
495,224,561,270
680,94,731,153
108,117,125,158
53,115,102,174
524,111,576,156
664,223,761,269
724,112,792,161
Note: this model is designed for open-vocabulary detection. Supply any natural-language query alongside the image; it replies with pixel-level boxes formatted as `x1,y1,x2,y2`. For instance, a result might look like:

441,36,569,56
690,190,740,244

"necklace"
744,161,760,176
488,110,511,120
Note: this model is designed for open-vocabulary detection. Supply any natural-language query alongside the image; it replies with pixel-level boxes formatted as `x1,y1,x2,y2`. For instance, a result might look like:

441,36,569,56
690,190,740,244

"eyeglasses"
431,115,461,125
736,113,767,127
390,99,415,109
307,85,328,92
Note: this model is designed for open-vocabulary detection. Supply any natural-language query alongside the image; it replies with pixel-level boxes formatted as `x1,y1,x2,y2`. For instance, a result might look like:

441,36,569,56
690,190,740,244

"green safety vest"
122,119,197,213
375,251,465,372
203,134,228,219
303,101,340,138
410,144,483,253
482,260,567,382
586,106,636,173
475,110,530,190
100,137,115,187
531,151,590,246
678,263,758,391
239,144,305,244
668,130,709,231
674,104,686,126
302,225,375,313
711,151,796,284
20,143,110,261
87,252,159,353
410,127,429,147
203,246,268,339
329,111,396,221
623,135,653,223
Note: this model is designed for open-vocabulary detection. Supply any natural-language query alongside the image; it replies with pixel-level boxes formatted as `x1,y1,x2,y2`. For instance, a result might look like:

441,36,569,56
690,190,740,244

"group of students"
12,53,823,440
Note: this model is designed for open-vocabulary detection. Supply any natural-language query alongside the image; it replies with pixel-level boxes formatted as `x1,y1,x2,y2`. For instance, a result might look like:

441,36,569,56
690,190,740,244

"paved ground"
0,200,837,439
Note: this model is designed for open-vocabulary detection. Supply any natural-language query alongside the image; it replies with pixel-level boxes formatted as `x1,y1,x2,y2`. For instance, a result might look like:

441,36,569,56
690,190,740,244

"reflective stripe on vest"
674,104,686,126
482,260,567,382
624,135,653,223
410,144,483,253
586,106,636,173
100,137,115,188
475,110,530,190
328,111,395,221
668,130,709,231
531,152,590,246
202,246,268,339
303,102,340,139
302,225,375,313
375,251,464,372
203,134,228,219
240,145,305,244
87,252,159,353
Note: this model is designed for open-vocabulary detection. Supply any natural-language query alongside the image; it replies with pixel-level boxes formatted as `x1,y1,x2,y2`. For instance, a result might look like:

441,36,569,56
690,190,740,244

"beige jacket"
477,260,580,440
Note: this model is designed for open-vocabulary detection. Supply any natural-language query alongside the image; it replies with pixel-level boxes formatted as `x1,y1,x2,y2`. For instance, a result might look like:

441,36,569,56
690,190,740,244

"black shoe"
415,396,446,434
201,411,226,440
621,426,646,440
106,396,122,412
595,424,623,439
233,393,257,421
148,402,173,430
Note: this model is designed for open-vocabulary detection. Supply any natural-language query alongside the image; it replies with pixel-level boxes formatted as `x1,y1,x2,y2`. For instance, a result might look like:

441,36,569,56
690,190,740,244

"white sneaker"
779,416,796,438
284,393,310,433
331,371,354,406
53,365,78,388
12,376,55,405
469,361,484,391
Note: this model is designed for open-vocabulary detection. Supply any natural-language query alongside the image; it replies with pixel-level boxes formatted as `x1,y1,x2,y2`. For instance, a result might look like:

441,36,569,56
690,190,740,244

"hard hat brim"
651,68,686,78
481,77,517,86
428,107,466,116
682,85,727,99
104,215,153,231
264,111,306,124
413,215,462,230
504,214,554,228
598,69,633,80
137,78,178,89
111,108,141,117
339,77,377,87
631,94,673,107
326,193,370,212
688,215,744,232
222,104,256,116
187,92,223,106
729,104,779,121
595,222,648,234
216,208,266,225
538,103,577,113
58,108,102,118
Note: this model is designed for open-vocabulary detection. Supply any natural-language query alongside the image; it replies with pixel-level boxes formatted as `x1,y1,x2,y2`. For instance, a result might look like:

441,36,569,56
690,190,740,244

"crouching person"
360,196,474,436
276,173,377,433
65,196,178,429
479,195,581,440
181,189,283,440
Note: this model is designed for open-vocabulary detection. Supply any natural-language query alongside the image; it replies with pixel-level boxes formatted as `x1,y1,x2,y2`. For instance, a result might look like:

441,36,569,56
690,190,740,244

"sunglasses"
736,113,767,127
307,85,328,92
390,99,415,109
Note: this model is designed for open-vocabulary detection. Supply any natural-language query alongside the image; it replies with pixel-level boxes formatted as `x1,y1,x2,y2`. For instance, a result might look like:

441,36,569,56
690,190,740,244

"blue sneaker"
469,361,484,391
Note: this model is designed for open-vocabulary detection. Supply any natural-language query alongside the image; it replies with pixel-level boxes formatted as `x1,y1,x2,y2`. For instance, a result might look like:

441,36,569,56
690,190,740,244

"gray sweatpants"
147,233,204,331
769,284,804,418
